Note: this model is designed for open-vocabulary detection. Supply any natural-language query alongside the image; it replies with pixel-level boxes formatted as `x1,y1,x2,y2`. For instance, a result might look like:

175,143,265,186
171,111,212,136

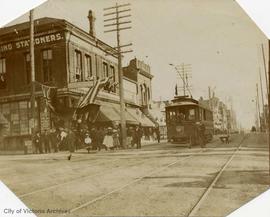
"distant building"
199,96,237,134
150,100,169,139
123,58,157,140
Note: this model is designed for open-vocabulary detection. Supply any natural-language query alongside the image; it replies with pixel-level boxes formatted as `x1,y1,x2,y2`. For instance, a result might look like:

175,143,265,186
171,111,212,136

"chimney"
88,10,96,37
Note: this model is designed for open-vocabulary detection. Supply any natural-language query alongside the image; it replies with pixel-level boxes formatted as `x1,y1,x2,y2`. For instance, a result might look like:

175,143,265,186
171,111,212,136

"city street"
0,132,269,217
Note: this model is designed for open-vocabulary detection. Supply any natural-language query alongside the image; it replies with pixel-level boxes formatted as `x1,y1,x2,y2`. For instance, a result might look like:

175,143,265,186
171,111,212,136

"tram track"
5,157,120,187
186,134,248,217
18,152,185,199
57,149,208,216
59,134,247,217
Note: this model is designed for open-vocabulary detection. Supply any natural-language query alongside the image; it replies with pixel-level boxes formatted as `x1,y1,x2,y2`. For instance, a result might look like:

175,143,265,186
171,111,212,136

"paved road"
0,133,269,217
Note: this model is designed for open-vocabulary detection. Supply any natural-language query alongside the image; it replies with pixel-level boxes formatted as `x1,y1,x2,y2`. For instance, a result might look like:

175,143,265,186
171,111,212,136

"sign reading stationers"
0,32,64,52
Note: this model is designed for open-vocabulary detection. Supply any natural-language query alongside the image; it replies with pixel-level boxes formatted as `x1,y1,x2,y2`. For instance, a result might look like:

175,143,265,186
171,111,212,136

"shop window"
85,55,92,80
103,62,108,78
0,58,6,89
75,50,83,82
42,49,53,82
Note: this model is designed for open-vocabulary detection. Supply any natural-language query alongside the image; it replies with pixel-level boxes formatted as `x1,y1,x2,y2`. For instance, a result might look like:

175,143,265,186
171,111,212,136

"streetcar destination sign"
0,32,64,52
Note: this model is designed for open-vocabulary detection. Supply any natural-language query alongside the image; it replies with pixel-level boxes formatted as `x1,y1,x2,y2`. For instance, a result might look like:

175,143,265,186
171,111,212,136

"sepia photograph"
0,0,269,216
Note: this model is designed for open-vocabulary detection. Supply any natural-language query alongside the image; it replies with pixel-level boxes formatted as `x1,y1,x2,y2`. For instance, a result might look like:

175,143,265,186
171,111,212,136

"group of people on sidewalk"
31,124,147,155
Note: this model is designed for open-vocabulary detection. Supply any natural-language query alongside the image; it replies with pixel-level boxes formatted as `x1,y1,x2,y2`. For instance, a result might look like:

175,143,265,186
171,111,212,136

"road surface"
0,132,269,217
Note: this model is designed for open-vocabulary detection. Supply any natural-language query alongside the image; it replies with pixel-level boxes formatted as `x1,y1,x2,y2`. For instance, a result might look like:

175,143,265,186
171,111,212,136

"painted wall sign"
0,32,64,52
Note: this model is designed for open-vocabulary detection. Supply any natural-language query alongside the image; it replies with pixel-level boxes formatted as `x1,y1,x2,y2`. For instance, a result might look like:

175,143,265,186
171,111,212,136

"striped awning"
95,104,138,125
126,107,156,127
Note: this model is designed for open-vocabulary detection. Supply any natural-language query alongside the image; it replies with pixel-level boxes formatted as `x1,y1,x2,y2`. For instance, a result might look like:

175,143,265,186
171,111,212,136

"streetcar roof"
166,101,212,112
166,101,198,107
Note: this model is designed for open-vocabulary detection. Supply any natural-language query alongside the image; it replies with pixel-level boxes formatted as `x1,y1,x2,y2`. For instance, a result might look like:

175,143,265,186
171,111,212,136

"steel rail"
18,152,180,199
60,149,206,216
186,134,248,217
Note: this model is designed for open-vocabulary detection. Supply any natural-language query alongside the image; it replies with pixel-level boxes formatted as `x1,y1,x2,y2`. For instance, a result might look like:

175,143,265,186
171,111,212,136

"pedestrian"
66,128,76,160
112,128,120,149
199,123,206,148
135,124,143,149
33,131,43,154
131,127,136,148
43,130,51,153
84,132,92,153
49,128,58,152
97,127,105,151
90,127,98,150
103,127,114,150
155,127,160,143
59,128,68,150
126,127,132,148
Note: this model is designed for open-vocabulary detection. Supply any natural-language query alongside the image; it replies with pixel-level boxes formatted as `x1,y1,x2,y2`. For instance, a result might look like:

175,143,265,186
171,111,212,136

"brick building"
0,13,155,151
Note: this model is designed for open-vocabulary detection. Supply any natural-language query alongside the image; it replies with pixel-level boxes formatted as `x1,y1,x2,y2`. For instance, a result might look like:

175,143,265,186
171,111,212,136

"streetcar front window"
166,106,197,122
187,108,195,120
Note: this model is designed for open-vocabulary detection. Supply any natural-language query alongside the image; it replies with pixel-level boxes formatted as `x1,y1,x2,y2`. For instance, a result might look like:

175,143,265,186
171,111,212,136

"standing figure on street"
155,126,160,143
112,128,120,149
33,131,43,154
103,127,114,150
43,130,51,153
199,123,206,148
84,132,92,153
50,128,58,152
97,127,106,151
90,127,98,151
66,128,76,160
135,124,143,149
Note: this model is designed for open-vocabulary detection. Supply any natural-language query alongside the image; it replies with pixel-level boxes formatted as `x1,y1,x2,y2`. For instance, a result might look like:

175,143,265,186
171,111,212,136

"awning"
95,104,138,125
126,107,156,127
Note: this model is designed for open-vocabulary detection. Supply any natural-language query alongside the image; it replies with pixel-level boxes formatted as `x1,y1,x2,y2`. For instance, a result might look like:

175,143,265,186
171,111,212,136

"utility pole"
256,83,262,132
169,63,192,97
261,44,269,97
177,63,192,96
104,3,132,148
259,68,266,131
30,9,36,133
265,40,270,183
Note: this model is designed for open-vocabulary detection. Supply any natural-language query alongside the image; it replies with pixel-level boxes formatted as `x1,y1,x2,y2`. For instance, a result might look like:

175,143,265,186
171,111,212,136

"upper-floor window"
0,58,7,89
75,50,82,82
24,53,31,84
85,55,92,80
110,65,116,92
42,49,53,82
102,62,108,78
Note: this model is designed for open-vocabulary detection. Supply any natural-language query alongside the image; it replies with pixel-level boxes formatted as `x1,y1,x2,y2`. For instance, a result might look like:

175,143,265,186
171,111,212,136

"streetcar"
165,96,214,146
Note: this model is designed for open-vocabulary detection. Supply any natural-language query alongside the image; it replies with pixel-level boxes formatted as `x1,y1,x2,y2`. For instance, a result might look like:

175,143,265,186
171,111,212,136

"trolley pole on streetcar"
103,3,132,148
30,9,36,133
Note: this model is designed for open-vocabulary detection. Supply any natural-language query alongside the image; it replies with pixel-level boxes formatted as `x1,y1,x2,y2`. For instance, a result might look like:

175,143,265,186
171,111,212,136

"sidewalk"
141,139,167,146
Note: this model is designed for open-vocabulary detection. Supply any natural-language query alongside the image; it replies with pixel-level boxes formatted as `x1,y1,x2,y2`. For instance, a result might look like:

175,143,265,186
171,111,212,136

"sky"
3,0,269,129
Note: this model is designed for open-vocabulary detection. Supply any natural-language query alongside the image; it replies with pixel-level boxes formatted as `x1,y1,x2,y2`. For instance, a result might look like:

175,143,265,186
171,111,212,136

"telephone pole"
104,3,132,148
263,40,270,183
261,44,269,97
30,9,36,133
176,63,192,97
259,68,266,131
256,83,261,132
169,63,192,97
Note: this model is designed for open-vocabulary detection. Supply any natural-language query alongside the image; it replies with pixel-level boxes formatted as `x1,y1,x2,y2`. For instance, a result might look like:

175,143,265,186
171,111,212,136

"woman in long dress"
112,129,120,149
103,127,114,150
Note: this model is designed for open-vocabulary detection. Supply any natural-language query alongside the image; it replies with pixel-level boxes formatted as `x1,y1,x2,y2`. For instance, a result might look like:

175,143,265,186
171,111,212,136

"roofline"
0,17,118,57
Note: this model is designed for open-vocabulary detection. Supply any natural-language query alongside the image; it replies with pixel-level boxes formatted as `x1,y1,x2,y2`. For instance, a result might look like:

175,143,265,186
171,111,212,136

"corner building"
0,15,154,151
